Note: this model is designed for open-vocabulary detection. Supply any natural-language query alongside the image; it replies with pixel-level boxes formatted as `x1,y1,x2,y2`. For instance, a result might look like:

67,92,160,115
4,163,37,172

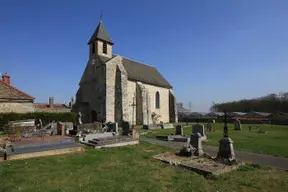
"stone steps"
86,136,137,147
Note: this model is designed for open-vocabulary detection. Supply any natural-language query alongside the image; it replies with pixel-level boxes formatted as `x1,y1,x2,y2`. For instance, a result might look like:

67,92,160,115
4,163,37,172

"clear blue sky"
1,0,288,112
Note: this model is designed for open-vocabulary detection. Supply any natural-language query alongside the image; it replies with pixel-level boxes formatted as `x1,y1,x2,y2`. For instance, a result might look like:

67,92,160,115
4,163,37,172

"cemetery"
0,113,139,161
0,110,287,192
145,120,288,158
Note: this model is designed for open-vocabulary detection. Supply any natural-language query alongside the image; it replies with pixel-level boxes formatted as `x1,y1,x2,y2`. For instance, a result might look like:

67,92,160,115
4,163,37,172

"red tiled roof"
0,80,35,100
33,103,68,109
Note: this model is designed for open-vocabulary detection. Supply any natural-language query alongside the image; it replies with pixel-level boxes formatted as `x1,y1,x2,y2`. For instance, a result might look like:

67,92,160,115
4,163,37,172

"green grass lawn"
1,142,288,192
145,123,288,157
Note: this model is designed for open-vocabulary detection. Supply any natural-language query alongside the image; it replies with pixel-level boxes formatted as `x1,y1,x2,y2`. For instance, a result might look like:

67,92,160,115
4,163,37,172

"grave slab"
153,152,244,176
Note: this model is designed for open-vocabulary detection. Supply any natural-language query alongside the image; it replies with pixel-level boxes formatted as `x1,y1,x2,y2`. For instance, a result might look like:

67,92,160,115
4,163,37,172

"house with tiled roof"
0,73,71,113
73,19,178,125
34,97,71,113
0,73,35,113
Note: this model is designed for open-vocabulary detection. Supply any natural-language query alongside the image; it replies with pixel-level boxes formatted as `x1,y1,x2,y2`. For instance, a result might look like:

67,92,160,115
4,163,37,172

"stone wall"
75,57,107,123
105,56,129,123
127,81,170,124
116,58,129,122
169,89,178,123
136,82,149,125
145,83,170,123
34,108,71,113
88,64,106,121
127,81,136,125
114,66,123,122
0,103,35,113
105,56,120,122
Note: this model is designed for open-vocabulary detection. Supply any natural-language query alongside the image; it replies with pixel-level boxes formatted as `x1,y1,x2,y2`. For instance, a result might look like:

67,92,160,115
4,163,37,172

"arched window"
155,91,160,109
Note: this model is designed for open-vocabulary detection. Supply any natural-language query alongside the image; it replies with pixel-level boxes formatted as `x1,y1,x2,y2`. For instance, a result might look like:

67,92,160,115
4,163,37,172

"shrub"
0,112,76,130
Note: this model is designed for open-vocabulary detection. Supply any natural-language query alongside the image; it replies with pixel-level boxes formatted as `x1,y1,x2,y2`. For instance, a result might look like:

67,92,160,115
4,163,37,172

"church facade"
73,20,178,125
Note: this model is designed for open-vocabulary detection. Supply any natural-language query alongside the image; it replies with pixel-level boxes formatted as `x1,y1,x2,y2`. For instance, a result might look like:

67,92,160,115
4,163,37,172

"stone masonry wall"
116,58,129,122
144,83,170,123
127,81,170,124
0,103,35,113
127,81,136,125
105,56,120,122
169,89,178,123
136,82,149,125
76,57,106,122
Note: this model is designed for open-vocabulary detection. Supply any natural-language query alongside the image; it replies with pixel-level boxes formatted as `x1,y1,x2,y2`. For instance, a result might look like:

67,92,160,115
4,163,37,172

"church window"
92,43,95,54
103,42,107,54
155,91,160,109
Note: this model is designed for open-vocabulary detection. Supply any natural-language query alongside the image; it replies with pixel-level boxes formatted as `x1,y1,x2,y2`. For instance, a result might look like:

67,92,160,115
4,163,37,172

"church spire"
88,17,113,45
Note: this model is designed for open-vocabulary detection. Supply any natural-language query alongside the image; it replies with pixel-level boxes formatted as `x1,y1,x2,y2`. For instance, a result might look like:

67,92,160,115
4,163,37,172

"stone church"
73,20,178,125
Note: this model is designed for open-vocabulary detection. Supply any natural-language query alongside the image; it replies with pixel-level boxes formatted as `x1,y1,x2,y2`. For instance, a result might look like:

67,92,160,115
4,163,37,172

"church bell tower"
88,18,114,59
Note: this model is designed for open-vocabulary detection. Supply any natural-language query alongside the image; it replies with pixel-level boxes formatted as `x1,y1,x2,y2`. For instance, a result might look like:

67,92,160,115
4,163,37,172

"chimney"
2,73,10,85
49,97,54,108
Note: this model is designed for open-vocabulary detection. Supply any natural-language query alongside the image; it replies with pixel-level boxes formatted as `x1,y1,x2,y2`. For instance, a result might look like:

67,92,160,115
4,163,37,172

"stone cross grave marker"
122,121,130,136
192,123,207,140
234,119,241,131
175,125,183,136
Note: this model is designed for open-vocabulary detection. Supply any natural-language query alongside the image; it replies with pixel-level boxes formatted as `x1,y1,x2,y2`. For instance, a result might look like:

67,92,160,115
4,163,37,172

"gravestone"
94,122,102,131
77,112,83,125
122,121,130,136
175,125,183,136
190,133,204,156
132,129,140,139
206,123,212,132
64,122,74,135
111,122,119,134
160,121,164,129
163,124,174,129
234,119,241,131
192,124,207,140
38,119,43,129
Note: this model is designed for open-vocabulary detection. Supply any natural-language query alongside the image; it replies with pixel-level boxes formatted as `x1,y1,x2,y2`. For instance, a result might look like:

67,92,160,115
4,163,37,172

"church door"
91,110,98,122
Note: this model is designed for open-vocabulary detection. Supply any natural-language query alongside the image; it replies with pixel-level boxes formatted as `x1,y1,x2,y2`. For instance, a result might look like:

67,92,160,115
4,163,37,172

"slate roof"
228,112,246,116
0,80,34,101
88,21,113,45
34,103,69,109
244,112,271,117
205,112,224,117
190,112,208,116
121,56,172,89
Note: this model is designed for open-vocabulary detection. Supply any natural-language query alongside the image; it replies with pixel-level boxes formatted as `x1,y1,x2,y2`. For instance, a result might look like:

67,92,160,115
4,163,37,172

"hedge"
179,116,286,125
0,112,76,131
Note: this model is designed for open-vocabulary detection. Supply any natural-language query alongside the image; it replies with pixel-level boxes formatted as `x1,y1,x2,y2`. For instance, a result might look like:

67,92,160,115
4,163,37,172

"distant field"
1,142,288,192
145,123,288,157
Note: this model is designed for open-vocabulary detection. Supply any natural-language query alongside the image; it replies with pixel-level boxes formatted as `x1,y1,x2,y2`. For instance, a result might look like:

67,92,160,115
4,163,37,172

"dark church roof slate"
94,55,172,88
88,22,113,45
120,56,172,89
